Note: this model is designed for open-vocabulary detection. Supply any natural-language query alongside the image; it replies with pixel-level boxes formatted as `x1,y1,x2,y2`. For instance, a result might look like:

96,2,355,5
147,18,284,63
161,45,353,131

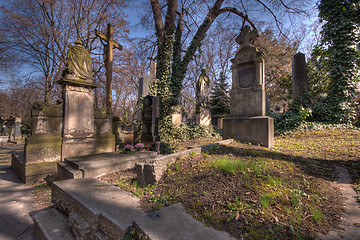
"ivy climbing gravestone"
223,26,274,148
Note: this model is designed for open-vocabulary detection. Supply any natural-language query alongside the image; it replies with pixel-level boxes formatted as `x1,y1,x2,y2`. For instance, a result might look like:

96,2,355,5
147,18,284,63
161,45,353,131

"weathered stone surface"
34,208,75,240
136,140,233,187
52,178,146,239
223,26,274,148
31,101,63,135
58,151,157,180
171,111,182,127
141,96,160,149
195,107,211,126
292,52,309,99
11,150,58,184
134,203,236,240
24,134,62,164
230,47,265,117
223,116,274,148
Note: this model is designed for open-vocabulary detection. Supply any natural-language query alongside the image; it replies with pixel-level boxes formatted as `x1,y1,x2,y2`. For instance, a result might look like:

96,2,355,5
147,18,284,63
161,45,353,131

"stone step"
33,208,75,240
58,151,158,180
134,203,236,240
51,178,146,239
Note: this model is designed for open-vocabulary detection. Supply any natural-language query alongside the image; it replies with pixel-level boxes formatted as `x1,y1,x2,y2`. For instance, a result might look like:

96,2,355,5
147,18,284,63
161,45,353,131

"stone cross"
95,23,123,111
235,25,259,48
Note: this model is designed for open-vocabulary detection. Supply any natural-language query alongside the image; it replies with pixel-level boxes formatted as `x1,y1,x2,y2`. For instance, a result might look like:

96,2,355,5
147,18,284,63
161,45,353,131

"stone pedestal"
12,101,63,184
58,78,114,160
223,116,274,148
195,107,211,126
223,26,274,148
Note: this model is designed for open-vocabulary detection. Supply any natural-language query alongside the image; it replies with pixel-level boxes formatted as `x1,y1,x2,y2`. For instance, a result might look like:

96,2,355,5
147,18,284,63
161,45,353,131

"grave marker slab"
292,52,309,99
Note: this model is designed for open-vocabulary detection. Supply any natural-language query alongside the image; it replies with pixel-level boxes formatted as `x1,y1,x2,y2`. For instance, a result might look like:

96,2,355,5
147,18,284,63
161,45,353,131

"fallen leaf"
245,192,251,195
274,216,279,222
235,212,240,221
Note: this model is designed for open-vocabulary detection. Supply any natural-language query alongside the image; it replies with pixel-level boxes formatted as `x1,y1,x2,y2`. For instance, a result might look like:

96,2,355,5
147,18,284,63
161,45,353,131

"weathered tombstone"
292,52,309,99
12,101,63,183
14,117,21,140
223,26,274,148
172,110,182,127
195,69,211,126
12,39,115,183
59,39,114,159
134,61,157,143
141,96,160,150
1,125,7,136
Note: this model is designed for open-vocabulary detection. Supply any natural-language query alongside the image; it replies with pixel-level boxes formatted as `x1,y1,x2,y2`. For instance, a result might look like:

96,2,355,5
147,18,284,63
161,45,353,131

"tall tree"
0,0,128,103
317,0,360,123
148,0,312,124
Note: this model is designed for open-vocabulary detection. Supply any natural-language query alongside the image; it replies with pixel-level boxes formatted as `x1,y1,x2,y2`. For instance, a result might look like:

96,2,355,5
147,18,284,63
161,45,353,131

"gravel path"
318,166,360,240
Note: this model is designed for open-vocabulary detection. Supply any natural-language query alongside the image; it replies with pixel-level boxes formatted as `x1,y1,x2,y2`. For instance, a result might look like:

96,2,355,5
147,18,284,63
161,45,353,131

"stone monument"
14,117,21,140
195,69,211,126
141,95,160,150
134,61,157,143
12,39,115,183
292,52,309,99
59,39,114,159
223,26,274,148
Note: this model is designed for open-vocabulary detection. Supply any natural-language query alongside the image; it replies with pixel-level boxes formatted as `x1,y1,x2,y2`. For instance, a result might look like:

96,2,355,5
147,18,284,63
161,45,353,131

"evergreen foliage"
316,0,360,123
210,72,230,117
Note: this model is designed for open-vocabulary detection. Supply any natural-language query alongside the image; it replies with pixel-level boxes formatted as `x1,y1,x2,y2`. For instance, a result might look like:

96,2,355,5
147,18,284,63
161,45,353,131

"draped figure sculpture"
196,69,210,108
62,39,93,81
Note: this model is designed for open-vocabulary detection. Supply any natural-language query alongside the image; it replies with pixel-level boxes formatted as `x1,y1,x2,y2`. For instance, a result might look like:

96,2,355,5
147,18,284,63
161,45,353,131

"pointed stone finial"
235,25,259,48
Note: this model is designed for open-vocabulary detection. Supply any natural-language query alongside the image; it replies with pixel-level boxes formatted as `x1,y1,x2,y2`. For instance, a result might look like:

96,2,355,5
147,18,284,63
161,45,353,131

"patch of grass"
103,129,358,239
311,207,323,224
260,194,271,208
210,157,246,174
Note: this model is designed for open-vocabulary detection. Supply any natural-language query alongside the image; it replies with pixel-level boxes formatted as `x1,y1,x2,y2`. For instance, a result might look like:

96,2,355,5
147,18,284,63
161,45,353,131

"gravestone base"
11,134,62,184
223,116,274,148
195,107,211,126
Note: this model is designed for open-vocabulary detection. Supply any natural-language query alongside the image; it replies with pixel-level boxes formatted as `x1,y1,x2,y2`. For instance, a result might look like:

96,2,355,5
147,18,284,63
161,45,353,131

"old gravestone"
141,95,160,150
58,39,114,159
292,52,309,99
223,26,274,148
14,118,21,140
11,39,115,183
134,61,157,143
195,69,211,126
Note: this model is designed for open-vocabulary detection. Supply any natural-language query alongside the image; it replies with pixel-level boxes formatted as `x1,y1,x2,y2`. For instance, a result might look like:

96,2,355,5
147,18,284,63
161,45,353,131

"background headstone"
292,52,309,99
141,96,160,149
14,118,21,139
195,69,211,126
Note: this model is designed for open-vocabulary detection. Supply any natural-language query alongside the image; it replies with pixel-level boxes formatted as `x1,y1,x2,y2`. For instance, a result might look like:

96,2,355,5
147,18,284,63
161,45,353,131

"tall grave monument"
12,39,115,183
223,26,274,148
195,69,211,126
292,52,309,99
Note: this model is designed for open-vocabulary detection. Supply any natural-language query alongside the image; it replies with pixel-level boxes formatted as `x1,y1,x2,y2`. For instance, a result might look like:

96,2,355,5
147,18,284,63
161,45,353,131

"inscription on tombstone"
238,63,256,88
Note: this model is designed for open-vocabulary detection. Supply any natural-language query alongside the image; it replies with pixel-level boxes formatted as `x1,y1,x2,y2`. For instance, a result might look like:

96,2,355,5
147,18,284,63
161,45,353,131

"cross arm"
95,29,123,50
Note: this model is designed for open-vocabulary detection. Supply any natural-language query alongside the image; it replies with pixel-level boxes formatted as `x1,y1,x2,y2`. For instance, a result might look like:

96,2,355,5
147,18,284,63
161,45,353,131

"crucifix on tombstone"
95,23,123,111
